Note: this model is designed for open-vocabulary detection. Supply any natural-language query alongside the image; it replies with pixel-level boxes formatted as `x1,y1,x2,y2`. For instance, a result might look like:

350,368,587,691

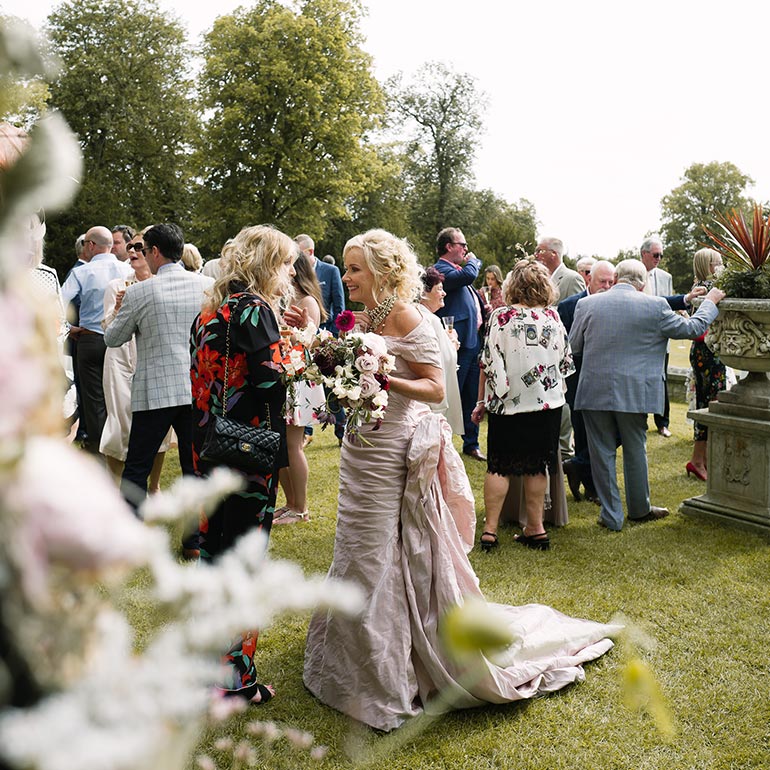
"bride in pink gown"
303,229,621,732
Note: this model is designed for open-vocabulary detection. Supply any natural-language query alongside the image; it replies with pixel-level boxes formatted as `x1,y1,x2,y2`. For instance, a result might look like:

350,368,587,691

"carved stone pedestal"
681,404,770,533
682,299,770,534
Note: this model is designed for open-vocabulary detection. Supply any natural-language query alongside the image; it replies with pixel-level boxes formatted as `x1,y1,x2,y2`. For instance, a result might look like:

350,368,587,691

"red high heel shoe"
685,462,707,481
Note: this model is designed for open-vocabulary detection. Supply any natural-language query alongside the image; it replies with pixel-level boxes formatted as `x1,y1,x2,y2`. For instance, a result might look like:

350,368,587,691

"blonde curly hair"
205,225,295,312
503,257,558,307
343,229,423,304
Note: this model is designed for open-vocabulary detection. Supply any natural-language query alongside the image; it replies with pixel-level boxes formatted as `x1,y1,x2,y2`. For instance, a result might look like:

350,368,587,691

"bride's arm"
389,361,445,404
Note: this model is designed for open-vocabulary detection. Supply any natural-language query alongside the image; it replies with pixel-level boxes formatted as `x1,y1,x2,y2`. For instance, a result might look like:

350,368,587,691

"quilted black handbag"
199,310,280,474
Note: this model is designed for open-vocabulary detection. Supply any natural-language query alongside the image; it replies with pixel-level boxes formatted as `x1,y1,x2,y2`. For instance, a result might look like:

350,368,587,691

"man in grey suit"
534,236,586,301
569,259,724,531
535,236,586,460
105,223,214,516
641,235,675,436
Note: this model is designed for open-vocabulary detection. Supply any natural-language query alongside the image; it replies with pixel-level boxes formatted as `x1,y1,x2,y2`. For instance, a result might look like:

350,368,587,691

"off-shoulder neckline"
383,312,430,341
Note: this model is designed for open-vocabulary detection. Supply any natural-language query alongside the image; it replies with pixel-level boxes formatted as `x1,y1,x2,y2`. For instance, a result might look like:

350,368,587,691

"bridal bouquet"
302,314,395,442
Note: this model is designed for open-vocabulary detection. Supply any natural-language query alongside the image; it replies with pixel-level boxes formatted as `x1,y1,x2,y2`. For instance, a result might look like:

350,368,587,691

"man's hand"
685,286,707,305
114,290,125,313
705,287,726,305
68,325,84,340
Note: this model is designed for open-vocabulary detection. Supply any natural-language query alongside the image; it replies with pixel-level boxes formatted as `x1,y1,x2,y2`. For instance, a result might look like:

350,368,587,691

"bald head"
85,226,113,249
588,260,616,294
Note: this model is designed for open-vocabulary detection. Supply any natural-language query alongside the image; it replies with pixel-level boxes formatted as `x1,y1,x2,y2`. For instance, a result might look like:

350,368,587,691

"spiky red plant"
703,204,770,271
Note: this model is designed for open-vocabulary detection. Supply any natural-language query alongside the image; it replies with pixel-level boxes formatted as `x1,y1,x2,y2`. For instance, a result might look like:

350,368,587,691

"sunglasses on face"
127,243,145,254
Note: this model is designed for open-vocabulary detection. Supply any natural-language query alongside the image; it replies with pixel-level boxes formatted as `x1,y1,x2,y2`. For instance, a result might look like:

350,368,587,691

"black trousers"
75,333,107,454
121,405,199,548
653,352,671,430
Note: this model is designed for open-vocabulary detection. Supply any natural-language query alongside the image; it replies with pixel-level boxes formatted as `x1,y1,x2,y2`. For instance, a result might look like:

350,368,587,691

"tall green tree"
465,193,537,275
44,0,197,276
319,142,416,261
387,61,487,252
660,161,753,291
193,0,385,255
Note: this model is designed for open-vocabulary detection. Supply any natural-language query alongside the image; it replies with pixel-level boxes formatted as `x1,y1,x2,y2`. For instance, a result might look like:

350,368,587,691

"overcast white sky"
2,0,767,257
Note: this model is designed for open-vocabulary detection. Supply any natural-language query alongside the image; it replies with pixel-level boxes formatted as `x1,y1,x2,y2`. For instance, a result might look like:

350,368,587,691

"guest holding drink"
482,264,505,311
472,258,574,551
100,232,169,490
417,266,463,434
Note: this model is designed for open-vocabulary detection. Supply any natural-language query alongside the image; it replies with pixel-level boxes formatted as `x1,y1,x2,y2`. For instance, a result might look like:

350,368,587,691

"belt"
79,329,102,335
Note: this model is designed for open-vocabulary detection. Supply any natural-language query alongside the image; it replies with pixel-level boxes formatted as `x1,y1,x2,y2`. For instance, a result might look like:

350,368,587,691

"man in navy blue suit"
296,234,346,444
295,234,344,332
433,227,485,460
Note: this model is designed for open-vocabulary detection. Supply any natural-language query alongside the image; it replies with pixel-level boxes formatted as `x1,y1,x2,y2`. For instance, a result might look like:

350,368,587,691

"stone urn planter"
681,298,770,533
704,298,770,412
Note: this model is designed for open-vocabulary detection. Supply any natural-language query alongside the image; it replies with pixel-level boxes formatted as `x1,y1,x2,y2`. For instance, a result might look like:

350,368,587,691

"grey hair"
540,236,564,259
75,233,86,257
616,259,647,289
576,256,596,271
640,235,663,255
590,259,616,277
294,233,314,253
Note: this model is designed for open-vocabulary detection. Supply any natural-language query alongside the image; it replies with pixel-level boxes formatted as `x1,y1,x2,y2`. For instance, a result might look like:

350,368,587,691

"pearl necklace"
366,293,397,332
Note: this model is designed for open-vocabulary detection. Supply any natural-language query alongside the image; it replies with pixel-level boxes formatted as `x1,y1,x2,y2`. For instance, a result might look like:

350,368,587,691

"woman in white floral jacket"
472,258,574,552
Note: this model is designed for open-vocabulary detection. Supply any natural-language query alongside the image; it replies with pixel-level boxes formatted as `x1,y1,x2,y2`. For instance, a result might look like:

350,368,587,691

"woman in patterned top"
190,224,296,703
471,258,575,552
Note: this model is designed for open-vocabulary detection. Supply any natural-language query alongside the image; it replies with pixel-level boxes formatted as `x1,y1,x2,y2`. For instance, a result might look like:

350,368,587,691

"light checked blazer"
569,283,718,415
104,263,214,411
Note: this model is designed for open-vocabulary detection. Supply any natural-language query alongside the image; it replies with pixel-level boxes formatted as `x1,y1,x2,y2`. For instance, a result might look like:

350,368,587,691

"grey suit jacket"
569,283,718,414
551,262,586,302
647,267,673,297
104,263,214,411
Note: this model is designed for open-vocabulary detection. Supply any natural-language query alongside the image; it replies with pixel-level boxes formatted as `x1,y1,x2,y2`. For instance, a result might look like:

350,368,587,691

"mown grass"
144,402,770,770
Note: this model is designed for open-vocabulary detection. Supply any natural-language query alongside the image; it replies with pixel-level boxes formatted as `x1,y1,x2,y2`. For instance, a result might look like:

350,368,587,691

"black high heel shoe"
479,532,499,552
514,530,550,551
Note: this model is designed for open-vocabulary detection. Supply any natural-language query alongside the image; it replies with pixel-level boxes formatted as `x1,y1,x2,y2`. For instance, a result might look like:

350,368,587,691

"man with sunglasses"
61,225,133,455
433,227,486,461
640,235,674,437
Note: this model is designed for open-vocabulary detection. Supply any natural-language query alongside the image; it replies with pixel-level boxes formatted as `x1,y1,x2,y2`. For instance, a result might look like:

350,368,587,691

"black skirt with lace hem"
486,407,562,477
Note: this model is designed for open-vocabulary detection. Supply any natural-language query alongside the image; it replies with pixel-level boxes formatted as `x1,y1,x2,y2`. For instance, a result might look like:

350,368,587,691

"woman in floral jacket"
471,258,574,552
190,225,296,702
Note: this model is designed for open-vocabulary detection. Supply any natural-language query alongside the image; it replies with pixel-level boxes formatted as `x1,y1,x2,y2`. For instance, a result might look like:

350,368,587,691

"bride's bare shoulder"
387,302,422,338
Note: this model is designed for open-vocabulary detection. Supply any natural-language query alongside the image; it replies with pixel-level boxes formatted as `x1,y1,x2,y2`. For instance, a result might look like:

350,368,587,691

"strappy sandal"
479,531,499,552
514,531,550,551
273,508,310,525
249,683,275,705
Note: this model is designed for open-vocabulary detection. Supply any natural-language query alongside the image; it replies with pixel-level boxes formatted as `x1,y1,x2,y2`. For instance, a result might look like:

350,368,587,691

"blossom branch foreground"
0,22,363,770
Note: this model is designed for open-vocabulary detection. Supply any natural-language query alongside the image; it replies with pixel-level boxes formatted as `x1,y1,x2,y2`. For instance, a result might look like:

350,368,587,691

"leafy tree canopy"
660,161,753,291
44,0,197,275
387,61,487,247
193,0,385,256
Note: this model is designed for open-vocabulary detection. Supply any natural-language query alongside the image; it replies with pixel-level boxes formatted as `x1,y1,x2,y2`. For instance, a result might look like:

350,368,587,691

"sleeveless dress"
303,316,620,732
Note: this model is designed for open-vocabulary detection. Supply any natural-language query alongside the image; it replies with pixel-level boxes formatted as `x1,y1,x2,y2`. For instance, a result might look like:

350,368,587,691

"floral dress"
480,304,574,476
190,290,287,698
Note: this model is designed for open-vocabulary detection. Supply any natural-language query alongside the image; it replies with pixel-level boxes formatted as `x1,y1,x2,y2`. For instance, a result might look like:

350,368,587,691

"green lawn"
153,403,770,770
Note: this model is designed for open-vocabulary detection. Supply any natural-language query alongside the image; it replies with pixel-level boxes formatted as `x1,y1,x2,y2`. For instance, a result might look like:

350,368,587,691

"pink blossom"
358,373,379,399
7,437,157,606
335,310,356,332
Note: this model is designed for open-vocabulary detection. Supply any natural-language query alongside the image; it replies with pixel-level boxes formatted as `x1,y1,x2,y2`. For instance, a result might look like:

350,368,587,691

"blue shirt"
61,252,133,333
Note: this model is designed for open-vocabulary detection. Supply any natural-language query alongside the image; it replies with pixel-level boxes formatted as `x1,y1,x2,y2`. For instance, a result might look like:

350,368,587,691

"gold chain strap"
221,303,271,431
